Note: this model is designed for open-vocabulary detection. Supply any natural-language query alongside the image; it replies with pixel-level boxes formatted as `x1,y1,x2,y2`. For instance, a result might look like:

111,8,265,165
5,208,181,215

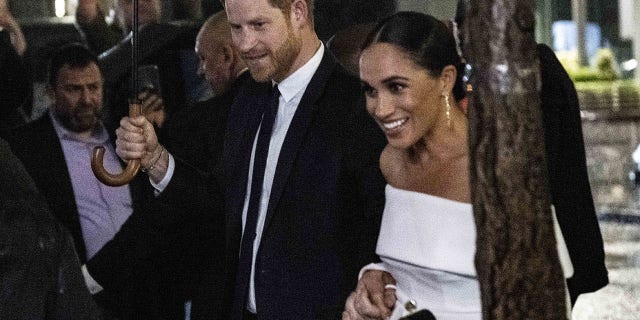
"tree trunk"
464,0,567,319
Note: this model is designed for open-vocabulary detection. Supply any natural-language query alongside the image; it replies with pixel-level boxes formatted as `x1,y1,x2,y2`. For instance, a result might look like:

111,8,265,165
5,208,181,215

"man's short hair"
47,43,100,86
267,0,314,19
220,0,314,23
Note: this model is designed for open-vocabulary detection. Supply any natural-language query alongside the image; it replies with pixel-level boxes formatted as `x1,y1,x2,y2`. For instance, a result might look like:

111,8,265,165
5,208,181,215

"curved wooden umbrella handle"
91,103,142,186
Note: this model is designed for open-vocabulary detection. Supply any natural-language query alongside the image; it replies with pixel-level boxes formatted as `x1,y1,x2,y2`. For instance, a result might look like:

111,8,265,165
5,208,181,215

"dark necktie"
234,84,280,314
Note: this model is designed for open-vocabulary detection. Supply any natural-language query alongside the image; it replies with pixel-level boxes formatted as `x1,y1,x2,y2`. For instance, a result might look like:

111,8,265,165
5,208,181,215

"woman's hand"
342,270,397,320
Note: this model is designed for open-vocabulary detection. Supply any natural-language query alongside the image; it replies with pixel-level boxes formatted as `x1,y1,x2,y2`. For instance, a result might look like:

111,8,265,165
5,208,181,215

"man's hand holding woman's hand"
342,270,398,320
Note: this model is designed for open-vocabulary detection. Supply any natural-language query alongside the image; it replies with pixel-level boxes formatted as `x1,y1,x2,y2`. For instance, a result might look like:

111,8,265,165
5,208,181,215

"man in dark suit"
115,0,387,318
5,43,162,319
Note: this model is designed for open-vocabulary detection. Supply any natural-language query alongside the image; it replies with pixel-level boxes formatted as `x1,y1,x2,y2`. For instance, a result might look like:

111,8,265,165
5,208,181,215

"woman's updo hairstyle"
362,11,466,102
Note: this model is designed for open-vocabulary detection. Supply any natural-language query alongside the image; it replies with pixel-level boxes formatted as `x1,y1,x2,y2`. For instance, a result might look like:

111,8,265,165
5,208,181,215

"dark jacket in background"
537,43,608,301
0,137,102,319
74,12,123,55
0,30,31,133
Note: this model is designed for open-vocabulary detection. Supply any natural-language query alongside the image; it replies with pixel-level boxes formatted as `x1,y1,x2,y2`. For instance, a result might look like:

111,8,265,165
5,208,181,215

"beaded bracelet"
141,144,164,173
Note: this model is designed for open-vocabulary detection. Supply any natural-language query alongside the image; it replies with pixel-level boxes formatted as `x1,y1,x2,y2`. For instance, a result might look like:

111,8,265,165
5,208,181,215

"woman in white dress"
341,12,574,320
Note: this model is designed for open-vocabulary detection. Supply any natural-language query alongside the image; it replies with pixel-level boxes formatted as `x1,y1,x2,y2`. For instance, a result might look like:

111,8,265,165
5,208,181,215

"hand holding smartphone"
134,65,165,127
136,64,162,95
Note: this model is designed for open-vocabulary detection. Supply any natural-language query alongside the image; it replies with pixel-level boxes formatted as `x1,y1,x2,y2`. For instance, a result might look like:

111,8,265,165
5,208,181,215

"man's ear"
291,0,309,27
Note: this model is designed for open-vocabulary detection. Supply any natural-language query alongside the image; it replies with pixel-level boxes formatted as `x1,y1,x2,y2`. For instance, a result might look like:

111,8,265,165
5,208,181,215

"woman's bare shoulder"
380,146,406,186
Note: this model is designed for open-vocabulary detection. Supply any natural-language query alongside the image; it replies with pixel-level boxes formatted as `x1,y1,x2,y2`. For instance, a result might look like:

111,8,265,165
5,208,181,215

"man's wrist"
150,152,174,194
141,144,164,172
147,148,170,184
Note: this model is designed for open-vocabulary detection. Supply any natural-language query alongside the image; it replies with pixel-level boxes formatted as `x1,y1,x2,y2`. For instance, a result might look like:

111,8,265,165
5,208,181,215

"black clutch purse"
399,309,436,320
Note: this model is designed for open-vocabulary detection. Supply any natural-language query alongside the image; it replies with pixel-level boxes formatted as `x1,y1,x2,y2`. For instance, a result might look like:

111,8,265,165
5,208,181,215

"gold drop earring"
444,94,451,128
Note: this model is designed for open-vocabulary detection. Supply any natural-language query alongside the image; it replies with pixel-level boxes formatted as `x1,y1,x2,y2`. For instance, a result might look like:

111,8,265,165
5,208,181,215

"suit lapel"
37,115,78,207
225,81,271,219
262,53,337,233
34,114,87,259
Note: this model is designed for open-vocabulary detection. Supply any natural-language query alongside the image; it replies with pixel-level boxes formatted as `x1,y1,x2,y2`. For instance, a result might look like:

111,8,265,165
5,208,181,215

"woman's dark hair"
47,43,99,87
362,11,466,101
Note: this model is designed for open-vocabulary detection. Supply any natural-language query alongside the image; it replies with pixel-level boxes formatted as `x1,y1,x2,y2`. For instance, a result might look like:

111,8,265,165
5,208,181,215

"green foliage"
574,80,638,93
594,49,618,81
555,48,618,82
574,80,640,111
570,67,608,82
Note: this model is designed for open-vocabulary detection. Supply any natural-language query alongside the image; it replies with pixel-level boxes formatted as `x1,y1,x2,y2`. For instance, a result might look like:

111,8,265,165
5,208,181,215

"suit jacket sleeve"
325,73,387,317
85,154,222,282
52,231,104,319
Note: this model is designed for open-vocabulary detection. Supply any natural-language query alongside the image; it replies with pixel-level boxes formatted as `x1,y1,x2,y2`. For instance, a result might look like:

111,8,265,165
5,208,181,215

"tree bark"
464,0,567,319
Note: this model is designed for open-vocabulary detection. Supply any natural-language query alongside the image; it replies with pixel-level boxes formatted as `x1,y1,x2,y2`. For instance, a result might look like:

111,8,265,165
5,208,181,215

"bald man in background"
195,11,248,98
161,11,248,171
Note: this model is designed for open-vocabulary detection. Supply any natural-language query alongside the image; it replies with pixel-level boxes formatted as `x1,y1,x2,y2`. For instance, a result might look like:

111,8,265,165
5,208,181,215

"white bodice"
375,184,573,320
377,185,477,277
377,184,480,319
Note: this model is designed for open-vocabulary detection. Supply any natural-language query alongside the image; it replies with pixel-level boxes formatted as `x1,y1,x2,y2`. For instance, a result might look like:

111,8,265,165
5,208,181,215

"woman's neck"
407,110,468,164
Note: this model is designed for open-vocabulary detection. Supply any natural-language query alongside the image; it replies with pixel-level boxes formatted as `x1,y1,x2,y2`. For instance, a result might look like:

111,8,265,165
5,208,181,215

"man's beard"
249,30,302,83
58,106,102,133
